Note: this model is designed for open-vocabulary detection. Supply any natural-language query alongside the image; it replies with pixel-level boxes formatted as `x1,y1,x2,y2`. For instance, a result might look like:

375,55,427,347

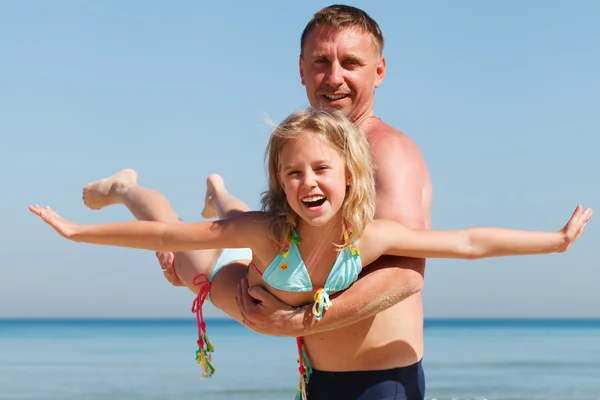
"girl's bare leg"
197,173,253,317
82,169,249,321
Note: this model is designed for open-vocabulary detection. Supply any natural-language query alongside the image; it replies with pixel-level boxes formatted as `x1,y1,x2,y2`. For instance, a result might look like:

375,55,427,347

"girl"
30,108,592,399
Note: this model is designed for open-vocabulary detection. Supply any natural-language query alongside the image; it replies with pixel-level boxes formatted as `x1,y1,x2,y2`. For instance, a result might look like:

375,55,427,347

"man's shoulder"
366,120,424,161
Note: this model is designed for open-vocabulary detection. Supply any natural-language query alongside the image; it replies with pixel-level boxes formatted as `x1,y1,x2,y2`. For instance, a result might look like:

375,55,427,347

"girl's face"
278,133,349,227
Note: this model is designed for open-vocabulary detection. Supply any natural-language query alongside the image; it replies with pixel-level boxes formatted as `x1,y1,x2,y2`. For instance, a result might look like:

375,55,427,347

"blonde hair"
261,108,376,249
301,5,384,56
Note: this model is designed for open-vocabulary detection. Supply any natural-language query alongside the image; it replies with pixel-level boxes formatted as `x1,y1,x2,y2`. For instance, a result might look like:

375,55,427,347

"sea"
0,318,598,400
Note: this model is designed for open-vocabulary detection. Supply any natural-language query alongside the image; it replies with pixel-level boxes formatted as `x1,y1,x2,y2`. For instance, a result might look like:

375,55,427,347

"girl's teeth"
303,196,325,203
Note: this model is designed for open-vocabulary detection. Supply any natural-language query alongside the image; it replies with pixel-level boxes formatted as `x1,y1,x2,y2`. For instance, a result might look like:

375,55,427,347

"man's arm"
238,128,432,336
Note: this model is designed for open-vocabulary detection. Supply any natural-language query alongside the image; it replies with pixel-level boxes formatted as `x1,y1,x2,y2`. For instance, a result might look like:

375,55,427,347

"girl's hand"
559,204,593,252
29,205,80,241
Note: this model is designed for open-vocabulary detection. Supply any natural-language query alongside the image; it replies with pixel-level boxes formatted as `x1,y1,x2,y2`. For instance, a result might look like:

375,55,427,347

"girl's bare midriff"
304,294,423,371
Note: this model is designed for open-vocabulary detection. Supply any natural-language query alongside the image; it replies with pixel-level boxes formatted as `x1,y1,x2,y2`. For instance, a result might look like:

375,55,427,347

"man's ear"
374,56,386,89
299,55,306,86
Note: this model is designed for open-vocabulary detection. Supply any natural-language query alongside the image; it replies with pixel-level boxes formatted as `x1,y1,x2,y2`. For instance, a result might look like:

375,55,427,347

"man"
162,5,431,399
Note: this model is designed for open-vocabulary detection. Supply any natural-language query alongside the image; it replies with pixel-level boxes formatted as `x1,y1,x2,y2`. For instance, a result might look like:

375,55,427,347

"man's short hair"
300,5,384,56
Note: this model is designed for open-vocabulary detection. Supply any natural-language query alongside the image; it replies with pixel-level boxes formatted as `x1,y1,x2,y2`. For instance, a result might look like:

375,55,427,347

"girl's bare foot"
83,169,138,210
201,174,226,218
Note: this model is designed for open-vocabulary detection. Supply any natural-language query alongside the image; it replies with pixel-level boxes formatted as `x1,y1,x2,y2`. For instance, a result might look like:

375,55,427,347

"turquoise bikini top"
252,226,362,321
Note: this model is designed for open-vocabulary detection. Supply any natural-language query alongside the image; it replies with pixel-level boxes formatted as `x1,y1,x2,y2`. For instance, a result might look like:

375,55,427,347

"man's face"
300,25,385,122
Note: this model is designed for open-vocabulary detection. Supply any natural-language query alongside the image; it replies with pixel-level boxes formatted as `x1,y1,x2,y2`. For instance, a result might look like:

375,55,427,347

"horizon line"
2,317,599,322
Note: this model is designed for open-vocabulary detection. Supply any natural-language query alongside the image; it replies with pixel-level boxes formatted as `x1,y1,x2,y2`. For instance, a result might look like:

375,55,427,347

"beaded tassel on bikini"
296,337,312,400
192,274,215,378
282,228,301,258
343,225,360,256
312,288,332,321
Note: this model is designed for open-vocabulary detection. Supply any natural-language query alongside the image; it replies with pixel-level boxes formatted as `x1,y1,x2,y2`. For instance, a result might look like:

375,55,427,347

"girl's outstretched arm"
363,204,592,261
29,205,264,252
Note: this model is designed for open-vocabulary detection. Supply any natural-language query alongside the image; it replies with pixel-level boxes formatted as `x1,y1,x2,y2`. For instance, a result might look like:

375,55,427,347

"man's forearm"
299,256,425,335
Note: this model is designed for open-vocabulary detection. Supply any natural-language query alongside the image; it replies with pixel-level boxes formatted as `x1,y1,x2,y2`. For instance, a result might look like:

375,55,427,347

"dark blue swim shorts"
306,359,425,400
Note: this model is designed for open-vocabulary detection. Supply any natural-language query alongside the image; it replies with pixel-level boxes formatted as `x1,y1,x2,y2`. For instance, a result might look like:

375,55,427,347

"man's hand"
236,279,311,337
156,252,185,286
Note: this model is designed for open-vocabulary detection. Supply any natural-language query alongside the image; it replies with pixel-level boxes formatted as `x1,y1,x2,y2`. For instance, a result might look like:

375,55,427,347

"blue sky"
1,0,598,318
